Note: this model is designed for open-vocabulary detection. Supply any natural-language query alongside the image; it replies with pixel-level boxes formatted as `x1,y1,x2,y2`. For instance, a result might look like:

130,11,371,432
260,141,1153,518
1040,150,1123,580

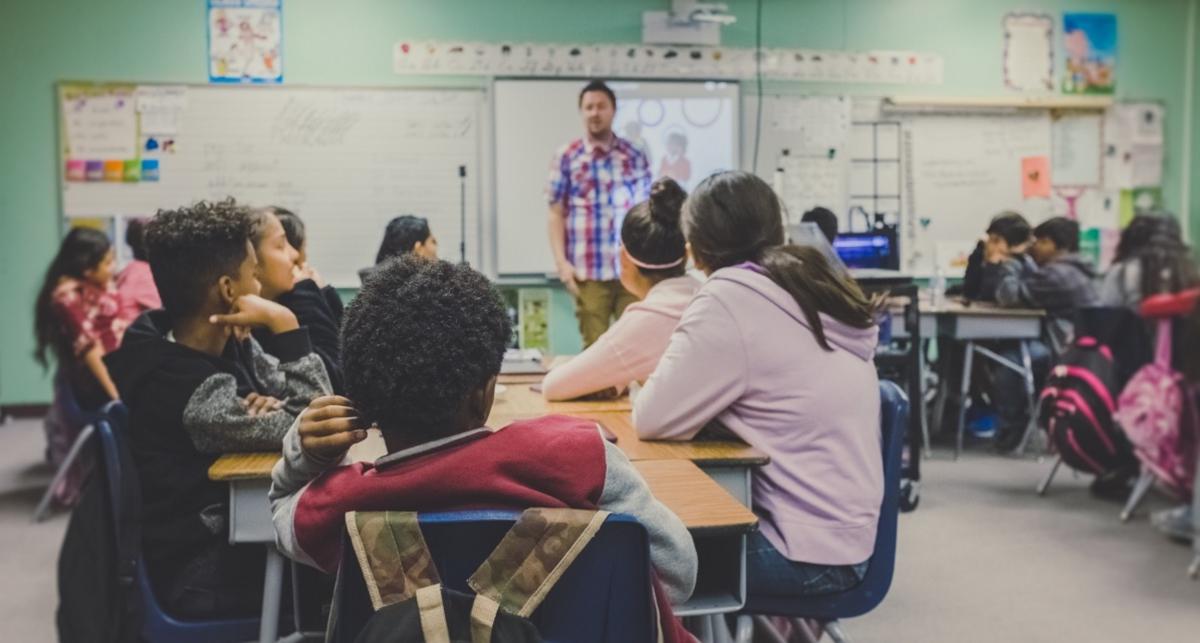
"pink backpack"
1113,318,1199,499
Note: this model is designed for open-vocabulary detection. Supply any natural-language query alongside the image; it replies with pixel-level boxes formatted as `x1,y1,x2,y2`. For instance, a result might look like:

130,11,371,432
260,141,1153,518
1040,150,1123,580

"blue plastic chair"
33,370,103,521
93,401,261,643
331,510,657,643
735,380,908,643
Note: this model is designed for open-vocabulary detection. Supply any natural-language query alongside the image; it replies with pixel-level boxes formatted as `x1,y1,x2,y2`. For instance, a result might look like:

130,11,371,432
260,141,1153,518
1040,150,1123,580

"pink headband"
623,245,686,270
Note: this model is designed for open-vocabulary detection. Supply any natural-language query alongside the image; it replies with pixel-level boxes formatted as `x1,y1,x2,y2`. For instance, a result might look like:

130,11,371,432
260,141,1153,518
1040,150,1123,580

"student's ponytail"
684,171,876,351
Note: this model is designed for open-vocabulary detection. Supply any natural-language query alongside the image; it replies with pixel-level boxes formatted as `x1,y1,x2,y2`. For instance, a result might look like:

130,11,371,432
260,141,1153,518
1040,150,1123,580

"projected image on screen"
494,79,740,274
613,83,737,191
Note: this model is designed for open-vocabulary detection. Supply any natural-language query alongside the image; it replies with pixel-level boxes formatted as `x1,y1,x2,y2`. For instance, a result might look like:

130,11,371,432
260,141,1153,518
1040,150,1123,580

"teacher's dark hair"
375,215,431,264
578,80,616,109
621,177,688,280
683,171,878,351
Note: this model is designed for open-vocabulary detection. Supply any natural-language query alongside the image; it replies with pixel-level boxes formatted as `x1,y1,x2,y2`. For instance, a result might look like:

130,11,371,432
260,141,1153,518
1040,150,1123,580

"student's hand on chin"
298,396,370,461
210,294,299,334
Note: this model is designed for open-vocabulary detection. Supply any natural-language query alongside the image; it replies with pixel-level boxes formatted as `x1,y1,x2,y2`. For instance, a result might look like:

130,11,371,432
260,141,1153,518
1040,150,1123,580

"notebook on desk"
500,348,547,374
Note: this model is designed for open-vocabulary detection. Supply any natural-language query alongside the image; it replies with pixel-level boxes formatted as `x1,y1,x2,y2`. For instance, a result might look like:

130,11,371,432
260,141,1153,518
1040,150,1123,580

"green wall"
2,0,1196,404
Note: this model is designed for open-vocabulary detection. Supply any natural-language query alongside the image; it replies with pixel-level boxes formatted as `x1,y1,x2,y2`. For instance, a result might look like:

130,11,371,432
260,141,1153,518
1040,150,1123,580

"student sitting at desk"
542,178,699,401
105,200,332,619
983,216,1099,451
358,214,439,284
115,217,162,313
959,211,1031,302
272,206,346,321
634,171,883,598
251,207,346,393
269,256,697,640
1101,213,1198,308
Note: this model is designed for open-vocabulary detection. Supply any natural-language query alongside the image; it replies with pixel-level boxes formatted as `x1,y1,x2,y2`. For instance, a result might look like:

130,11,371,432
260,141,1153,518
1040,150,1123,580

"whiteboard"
60,84,485,286
903,113,1054,274
494,79,739,275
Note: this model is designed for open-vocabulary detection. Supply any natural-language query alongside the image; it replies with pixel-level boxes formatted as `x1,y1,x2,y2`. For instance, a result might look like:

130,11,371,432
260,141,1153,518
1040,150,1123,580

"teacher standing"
547,80,652,347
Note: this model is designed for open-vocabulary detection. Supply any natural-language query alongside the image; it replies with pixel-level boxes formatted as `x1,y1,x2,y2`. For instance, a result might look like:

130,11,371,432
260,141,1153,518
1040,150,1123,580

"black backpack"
1037,336,1137,474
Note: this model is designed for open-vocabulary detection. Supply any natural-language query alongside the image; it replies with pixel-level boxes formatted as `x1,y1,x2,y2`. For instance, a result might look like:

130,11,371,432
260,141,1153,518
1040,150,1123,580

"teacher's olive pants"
575,279,638,347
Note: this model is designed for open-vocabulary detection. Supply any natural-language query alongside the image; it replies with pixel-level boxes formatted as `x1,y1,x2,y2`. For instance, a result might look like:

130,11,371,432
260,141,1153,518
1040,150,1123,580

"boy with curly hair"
269,256,697,640
105,199,332,618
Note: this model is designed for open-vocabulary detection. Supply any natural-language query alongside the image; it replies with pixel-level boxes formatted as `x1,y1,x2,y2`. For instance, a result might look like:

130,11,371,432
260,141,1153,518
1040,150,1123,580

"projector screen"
494,79,740,275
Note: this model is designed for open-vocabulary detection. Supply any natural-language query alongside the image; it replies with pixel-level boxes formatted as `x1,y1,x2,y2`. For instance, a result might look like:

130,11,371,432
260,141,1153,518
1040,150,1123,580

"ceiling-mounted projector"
643,1,736,46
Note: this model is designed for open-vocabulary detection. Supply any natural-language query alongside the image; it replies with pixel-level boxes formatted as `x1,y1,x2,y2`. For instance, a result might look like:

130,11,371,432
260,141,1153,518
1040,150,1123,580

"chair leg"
825,620,851,643
1188,555,1200,580
734,615,754,643
1014,341,1040,456
1120,470,1156,523
33,424,94,522
1036,456,1063,496
751,615,791,643
955,342,975,460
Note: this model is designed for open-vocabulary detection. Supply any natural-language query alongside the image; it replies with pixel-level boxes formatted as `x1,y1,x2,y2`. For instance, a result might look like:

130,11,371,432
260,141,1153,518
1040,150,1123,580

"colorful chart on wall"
1062,13,1116,95
208,0,283,84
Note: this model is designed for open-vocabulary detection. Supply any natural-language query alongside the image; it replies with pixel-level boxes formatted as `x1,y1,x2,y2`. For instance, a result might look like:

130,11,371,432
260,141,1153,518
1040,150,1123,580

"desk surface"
208,452,756,533
487,383,632,424
927,300,1046,317
578,412,768,466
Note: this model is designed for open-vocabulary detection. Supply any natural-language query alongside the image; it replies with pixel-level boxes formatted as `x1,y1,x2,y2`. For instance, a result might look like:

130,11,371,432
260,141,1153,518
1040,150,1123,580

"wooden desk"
486,383,632,425
580,412,767,507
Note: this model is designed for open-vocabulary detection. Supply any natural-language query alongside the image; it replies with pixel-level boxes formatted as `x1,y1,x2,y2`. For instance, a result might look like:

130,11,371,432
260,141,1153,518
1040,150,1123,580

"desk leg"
1190,447,1200,579
1014,340,1039,456
955,341,975,460
259,545,284,643
918,338,932,457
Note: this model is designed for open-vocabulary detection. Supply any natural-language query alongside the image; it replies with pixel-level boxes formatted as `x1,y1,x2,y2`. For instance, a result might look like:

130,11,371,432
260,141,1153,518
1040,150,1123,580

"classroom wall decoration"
1002,13,1054,91
394,40,945,85
1062,13,1116,95
208,0,283,84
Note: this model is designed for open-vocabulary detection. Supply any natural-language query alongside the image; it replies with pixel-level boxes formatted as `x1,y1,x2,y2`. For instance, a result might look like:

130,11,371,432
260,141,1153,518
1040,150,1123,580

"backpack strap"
415,584,451,643
1155,318,1172,367
345,511,442,610
468,508,610,619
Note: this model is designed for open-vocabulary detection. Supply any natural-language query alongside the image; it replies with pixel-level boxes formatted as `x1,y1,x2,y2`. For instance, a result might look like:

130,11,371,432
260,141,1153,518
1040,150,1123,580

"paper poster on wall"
1003,13,1054,91
62,89,138,159
1051,112,1102,187
1062,13,1116,94
208,0,283,84
1021,156,1051,198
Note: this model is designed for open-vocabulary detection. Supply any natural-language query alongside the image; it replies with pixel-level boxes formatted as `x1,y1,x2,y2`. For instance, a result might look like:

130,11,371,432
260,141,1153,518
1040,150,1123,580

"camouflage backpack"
342,508,611,643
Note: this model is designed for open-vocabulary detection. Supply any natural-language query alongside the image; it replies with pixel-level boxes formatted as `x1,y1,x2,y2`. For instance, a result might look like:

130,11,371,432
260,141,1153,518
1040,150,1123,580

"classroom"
2,1,1200,641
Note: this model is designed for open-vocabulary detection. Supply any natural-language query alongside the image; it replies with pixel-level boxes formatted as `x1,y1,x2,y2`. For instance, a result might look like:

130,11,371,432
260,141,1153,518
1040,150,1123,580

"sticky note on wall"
141,158,160,181
1022,156,1051,198
122,160,141,182
65,159,85,181
103,160,124,182
85,160,104,181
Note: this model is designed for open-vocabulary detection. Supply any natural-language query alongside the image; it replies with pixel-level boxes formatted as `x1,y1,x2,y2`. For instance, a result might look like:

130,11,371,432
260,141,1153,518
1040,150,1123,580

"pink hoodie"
634,266,882,565
542,276,700,401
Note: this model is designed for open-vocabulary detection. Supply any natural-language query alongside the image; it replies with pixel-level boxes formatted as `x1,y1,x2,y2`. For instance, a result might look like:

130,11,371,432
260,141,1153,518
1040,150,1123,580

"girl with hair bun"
542,177,700,401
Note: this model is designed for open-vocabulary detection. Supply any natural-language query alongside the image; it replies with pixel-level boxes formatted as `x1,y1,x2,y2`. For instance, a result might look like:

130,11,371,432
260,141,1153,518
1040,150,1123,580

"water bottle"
930,265,946,308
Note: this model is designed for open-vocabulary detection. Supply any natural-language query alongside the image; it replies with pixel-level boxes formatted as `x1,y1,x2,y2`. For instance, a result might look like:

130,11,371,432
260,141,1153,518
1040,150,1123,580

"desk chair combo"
34,370,101,522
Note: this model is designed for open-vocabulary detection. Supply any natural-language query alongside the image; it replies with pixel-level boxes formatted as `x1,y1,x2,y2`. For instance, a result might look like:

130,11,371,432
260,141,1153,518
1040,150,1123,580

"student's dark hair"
34,227,112,368
621,178,687,279
801,207,838,245
986,211,1032,247
125,218,150,262
683,171,878,351
1033,216,1080,253
375,215,431,264
578,80,616,109
269,206,305,251
1117,212,1198,296
342,257,511,440
145,199,253,319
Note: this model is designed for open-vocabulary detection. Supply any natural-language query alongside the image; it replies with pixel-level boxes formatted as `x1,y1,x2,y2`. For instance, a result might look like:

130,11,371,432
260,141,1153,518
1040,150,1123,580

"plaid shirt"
547,135,651,281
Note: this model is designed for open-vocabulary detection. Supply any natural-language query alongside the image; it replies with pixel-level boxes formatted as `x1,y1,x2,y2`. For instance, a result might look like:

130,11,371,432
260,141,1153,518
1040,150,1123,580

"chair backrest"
92,401,259,643
1071,306,1153,389
743,379,908,620
333,510,656,643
